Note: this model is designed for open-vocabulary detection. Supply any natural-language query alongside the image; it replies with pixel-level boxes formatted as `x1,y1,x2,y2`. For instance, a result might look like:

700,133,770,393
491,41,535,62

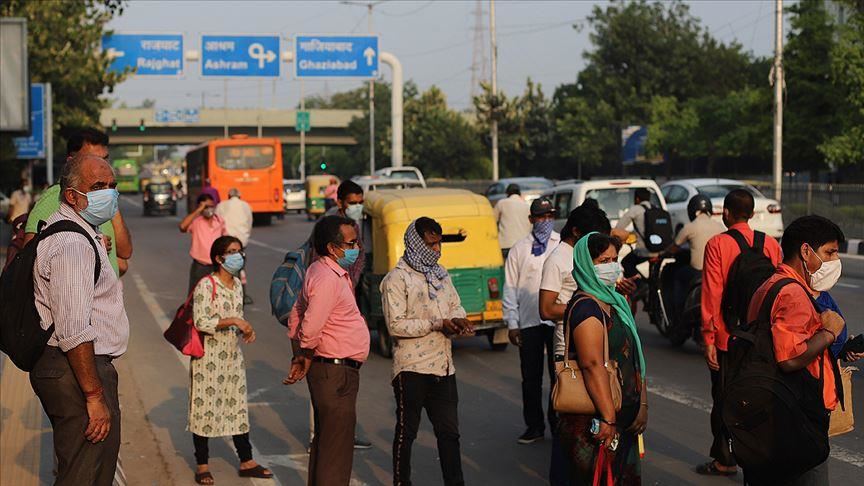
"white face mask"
345,203,363,223
806,247,842,292
594,262,623,287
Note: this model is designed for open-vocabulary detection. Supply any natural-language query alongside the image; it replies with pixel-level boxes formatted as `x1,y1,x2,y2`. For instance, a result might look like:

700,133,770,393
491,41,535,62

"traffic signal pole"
490,0,499,182
772,0,784,202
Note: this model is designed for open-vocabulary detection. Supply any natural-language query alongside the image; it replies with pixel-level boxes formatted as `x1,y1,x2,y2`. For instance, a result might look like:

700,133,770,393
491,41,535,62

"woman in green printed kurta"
189,236,272,485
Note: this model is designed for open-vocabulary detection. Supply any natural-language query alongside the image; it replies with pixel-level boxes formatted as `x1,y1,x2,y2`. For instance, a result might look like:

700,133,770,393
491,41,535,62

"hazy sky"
106,0,783,111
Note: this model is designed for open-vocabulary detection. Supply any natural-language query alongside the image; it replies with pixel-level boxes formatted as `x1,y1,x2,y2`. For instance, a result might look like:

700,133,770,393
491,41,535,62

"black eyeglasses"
340,240,360,249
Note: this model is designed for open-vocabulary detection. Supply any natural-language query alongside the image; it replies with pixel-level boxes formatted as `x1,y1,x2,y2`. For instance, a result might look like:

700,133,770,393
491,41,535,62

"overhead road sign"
296,111,310,132
155,108,200,123
102,33,184,76
295,35,379,79
201,35,280,77
14,84,47,159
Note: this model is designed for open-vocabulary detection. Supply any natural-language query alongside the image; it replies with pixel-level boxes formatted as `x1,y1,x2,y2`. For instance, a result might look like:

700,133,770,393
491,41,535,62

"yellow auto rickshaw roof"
364,188,493,222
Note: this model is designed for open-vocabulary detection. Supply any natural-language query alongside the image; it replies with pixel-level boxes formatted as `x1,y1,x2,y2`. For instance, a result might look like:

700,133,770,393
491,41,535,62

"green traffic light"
320,163,327,170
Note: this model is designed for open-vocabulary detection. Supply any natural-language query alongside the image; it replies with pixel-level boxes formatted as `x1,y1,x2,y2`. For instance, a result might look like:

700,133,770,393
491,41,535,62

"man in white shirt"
503,197,559,444
216,188,253,303
493,184,531,259
615,187,653,278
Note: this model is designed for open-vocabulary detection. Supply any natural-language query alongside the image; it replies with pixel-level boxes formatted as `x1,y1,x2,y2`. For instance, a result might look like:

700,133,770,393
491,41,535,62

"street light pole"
772,0,784,202
368,2,376,175
300,79,306,181
489,0,499,182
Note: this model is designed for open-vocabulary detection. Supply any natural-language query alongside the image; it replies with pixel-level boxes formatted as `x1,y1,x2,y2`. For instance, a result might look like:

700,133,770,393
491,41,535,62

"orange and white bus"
185,135,284,224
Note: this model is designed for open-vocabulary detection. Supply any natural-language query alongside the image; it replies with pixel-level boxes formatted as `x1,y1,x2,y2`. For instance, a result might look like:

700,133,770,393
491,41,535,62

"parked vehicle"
305,174,338,220
113,159,140,194
485,177,553,204
352,176,425,193
661,178,783,238
359,188,509,357
542,179,667,230
283,178,305,213
142,180,178,216
373,166,427,187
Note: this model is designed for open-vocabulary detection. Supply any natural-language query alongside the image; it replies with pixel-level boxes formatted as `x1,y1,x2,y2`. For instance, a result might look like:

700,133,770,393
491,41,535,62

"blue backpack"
270,241,312,326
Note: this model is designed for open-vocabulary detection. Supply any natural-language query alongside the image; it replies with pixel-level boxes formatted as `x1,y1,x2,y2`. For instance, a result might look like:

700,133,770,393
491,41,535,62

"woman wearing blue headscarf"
558,232,647,485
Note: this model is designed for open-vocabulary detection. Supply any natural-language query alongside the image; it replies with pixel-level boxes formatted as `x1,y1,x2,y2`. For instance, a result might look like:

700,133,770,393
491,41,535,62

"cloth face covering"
572,232,646,381
403,220,448,299
531,220,554,256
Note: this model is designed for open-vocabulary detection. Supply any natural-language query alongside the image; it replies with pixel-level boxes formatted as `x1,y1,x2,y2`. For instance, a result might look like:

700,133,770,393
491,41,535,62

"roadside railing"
752,182,864,240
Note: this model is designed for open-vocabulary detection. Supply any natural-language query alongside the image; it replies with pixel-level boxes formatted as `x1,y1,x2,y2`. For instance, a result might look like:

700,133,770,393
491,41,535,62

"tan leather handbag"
552,295,623,414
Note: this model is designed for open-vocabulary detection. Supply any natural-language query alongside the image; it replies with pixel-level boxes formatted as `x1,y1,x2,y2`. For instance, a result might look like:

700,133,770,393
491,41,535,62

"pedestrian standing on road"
30,154,128,486
285,215,370,486
736,215,846,485
559,233,647,486
493,184,531,259
6,178,32,223
503,197,560,444
188,235,273,485
381,217,473,486
24,128,133,277
324,177,339,212
614,188,653,279
180,193,227,294
216,188,254,304
697,189,782,477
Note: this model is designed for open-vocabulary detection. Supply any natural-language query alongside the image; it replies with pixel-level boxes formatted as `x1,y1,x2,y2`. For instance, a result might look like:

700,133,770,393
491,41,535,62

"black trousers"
29,346,121,486
192,433,253,465
189,260,213,294
709,350,736,467
519,325,557,432
621,251,649,279
393,372,464,486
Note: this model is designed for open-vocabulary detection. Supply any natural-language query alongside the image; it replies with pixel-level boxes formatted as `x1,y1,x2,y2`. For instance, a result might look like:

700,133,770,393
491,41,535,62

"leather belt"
313,356,362,369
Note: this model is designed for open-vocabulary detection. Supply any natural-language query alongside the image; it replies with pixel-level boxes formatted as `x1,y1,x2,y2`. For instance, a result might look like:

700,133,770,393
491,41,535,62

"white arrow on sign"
363,47,376,67
106,48,125,59
249,43,277,69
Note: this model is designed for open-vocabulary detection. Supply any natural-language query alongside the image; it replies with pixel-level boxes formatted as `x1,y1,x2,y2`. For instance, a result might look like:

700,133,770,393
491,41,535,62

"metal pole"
45,83,54,185
300,80,306,181
223,79,229,138
381,52,403,168
772,0,783,202
257,80,263,138
489,0,499,181
368,3,376,174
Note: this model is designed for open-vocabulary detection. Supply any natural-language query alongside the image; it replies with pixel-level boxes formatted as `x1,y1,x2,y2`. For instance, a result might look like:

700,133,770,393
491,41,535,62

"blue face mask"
221,253,245,275
74,188,119,227
337,248,360,269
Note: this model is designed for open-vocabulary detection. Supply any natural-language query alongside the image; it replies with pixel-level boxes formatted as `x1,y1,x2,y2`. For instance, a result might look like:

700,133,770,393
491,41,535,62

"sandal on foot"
195,471,214,485
238,465,273,479
695,461,737,476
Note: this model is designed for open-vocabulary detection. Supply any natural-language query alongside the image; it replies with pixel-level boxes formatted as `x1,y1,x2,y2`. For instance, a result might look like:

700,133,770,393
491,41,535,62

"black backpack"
721,230,777,332
635,202,673,252
0,220,101,371
721,278,832,483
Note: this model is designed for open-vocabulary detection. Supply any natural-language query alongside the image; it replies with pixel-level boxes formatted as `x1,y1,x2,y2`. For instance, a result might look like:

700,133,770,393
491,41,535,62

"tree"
784,0,845,175
0,0,128,186
553,95,615,179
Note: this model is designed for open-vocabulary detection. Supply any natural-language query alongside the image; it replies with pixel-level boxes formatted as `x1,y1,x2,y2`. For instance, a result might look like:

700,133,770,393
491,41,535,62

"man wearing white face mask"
321,180,366,289
30,153,129,485
503,197,560,444
739,215,847,485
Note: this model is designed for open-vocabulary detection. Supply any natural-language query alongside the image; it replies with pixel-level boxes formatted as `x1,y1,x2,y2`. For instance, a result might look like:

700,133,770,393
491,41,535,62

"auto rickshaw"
305,174,338,220
358,188,508,357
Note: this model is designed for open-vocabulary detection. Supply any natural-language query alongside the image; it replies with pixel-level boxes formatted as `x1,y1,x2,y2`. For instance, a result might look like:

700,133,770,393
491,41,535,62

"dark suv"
143,182,177,216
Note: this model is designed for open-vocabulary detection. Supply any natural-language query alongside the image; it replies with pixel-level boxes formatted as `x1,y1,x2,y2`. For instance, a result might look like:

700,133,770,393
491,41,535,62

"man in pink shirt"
285,215,370,486
179,193,226,293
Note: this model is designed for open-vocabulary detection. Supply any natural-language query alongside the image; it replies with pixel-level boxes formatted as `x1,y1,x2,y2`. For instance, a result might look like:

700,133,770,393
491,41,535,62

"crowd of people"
3,126,861,486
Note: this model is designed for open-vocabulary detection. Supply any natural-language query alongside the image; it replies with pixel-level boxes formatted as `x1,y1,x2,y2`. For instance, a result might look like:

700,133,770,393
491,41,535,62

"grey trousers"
30,346,121,486
307,361,360,486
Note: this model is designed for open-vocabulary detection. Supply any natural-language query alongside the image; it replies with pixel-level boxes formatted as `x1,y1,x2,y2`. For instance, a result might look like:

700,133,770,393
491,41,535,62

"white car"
283,179,305,213
352,176,425,193
543,179,668,230
373,166,427,188
661,178,783,238
486,177,554,205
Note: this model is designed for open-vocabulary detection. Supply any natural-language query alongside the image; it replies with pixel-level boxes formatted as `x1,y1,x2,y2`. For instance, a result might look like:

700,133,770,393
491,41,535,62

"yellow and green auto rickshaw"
358,188,508,357
305,174,338,220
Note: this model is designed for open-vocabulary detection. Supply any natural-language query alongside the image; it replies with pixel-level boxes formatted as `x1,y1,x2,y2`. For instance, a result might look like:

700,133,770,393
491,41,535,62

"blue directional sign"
621,126,648,166
155,108,200,123
14,84,46,159
102,33,184,76
201,35,280,77
295,35,379,78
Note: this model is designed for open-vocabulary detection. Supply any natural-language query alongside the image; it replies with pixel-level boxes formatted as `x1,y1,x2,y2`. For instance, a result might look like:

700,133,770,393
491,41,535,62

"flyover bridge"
99,108,362,146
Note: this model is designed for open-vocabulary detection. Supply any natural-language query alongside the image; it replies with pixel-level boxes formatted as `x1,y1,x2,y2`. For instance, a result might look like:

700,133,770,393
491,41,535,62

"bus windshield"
216,145,275,170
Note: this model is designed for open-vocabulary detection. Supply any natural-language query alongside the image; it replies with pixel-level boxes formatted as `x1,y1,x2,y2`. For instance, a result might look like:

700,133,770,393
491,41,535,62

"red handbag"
163,275,216,358
592,447,614,486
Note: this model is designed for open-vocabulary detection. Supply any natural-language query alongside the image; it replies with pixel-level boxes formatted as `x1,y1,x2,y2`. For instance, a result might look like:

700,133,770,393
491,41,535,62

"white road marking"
247,239,289,254
130,273,283,486
648,381,864,468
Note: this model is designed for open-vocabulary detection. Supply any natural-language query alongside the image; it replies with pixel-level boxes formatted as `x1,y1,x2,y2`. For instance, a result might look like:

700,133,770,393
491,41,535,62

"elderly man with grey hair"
216,187,254,304
29,153,129,486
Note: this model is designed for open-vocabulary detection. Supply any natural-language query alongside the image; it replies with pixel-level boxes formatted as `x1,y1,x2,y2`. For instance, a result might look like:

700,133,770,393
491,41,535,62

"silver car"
283,179,305,213
485,177,554,204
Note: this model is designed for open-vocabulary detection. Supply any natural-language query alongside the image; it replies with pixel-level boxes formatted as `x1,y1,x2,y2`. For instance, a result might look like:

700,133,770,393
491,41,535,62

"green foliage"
553,95,615,175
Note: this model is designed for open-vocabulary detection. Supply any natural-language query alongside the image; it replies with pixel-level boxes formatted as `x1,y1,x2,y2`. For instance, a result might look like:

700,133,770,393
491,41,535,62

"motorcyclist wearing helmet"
662,195,726,316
